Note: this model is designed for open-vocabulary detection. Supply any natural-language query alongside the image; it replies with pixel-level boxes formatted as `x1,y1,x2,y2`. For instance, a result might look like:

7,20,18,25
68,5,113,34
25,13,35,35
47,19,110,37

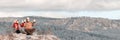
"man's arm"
32,22,36,26
32,19,36,26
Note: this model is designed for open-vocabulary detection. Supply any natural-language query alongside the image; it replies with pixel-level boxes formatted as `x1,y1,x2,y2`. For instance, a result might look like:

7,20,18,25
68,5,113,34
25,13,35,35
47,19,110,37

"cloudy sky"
0,0,120,19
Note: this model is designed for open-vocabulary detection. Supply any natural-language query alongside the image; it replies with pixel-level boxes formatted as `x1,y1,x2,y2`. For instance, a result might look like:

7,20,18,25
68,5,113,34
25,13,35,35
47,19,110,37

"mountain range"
0,16,120,40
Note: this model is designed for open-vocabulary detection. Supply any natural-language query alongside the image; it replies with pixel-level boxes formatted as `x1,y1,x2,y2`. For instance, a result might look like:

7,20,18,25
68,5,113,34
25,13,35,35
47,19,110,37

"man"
24,17,36,35
12,19,21,34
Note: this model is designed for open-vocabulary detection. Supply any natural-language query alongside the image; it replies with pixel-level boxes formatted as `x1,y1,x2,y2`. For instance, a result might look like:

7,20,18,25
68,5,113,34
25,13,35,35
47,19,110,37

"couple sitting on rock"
12,17,36,35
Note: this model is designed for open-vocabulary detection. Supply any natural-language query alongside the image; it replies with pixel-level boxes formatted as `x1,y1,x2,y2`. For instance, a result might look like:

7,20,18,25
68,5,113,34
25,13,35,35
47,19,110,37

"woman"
12,19,21,34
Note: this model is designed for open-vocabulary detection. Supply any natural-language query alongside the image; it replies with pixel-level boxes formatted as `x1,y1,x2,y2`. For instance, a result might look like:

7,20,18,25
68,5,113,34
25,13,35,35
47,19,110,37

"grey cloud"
0,0,119,11
86,0,120,10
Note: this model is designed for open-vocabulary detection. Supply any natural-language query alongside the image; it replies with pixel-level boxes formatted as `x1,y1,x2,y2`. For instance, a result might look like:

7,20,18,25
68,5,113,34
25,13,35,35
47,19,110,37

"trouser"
25,28,35,35
15,30,21,34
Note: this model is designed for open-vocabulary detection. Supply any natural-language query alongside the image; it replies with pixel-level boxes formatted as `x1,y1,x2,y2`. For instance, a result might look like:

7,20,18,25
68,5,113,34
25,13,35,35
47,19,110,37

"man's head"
26,17,30,22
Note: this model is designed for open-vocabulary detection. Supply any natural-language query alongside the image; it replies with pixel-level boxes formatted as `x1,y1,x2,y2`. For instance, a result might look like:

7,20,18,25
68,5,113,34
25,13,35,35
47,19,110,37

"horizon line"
0,16,119,20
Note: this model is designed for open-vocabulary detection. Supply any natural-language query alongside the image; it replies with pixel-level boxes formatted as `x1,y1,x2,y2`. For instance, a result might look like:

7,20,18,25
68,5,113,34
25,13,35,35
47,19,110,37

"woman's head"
14,19,19,23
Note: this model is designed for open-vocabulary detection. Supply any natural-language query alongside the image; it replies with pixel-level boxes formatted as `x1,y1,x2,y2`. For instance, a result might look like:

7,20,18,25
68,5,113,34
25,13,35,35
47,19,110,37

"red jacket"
20,22,25,27
13,23,19,30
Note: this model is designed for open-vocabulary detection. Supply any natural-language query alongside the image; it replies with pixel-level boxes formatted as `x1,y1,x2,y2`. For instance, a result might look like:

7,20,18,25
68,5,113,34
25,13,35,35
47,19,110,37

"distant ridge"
0,16,120,40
